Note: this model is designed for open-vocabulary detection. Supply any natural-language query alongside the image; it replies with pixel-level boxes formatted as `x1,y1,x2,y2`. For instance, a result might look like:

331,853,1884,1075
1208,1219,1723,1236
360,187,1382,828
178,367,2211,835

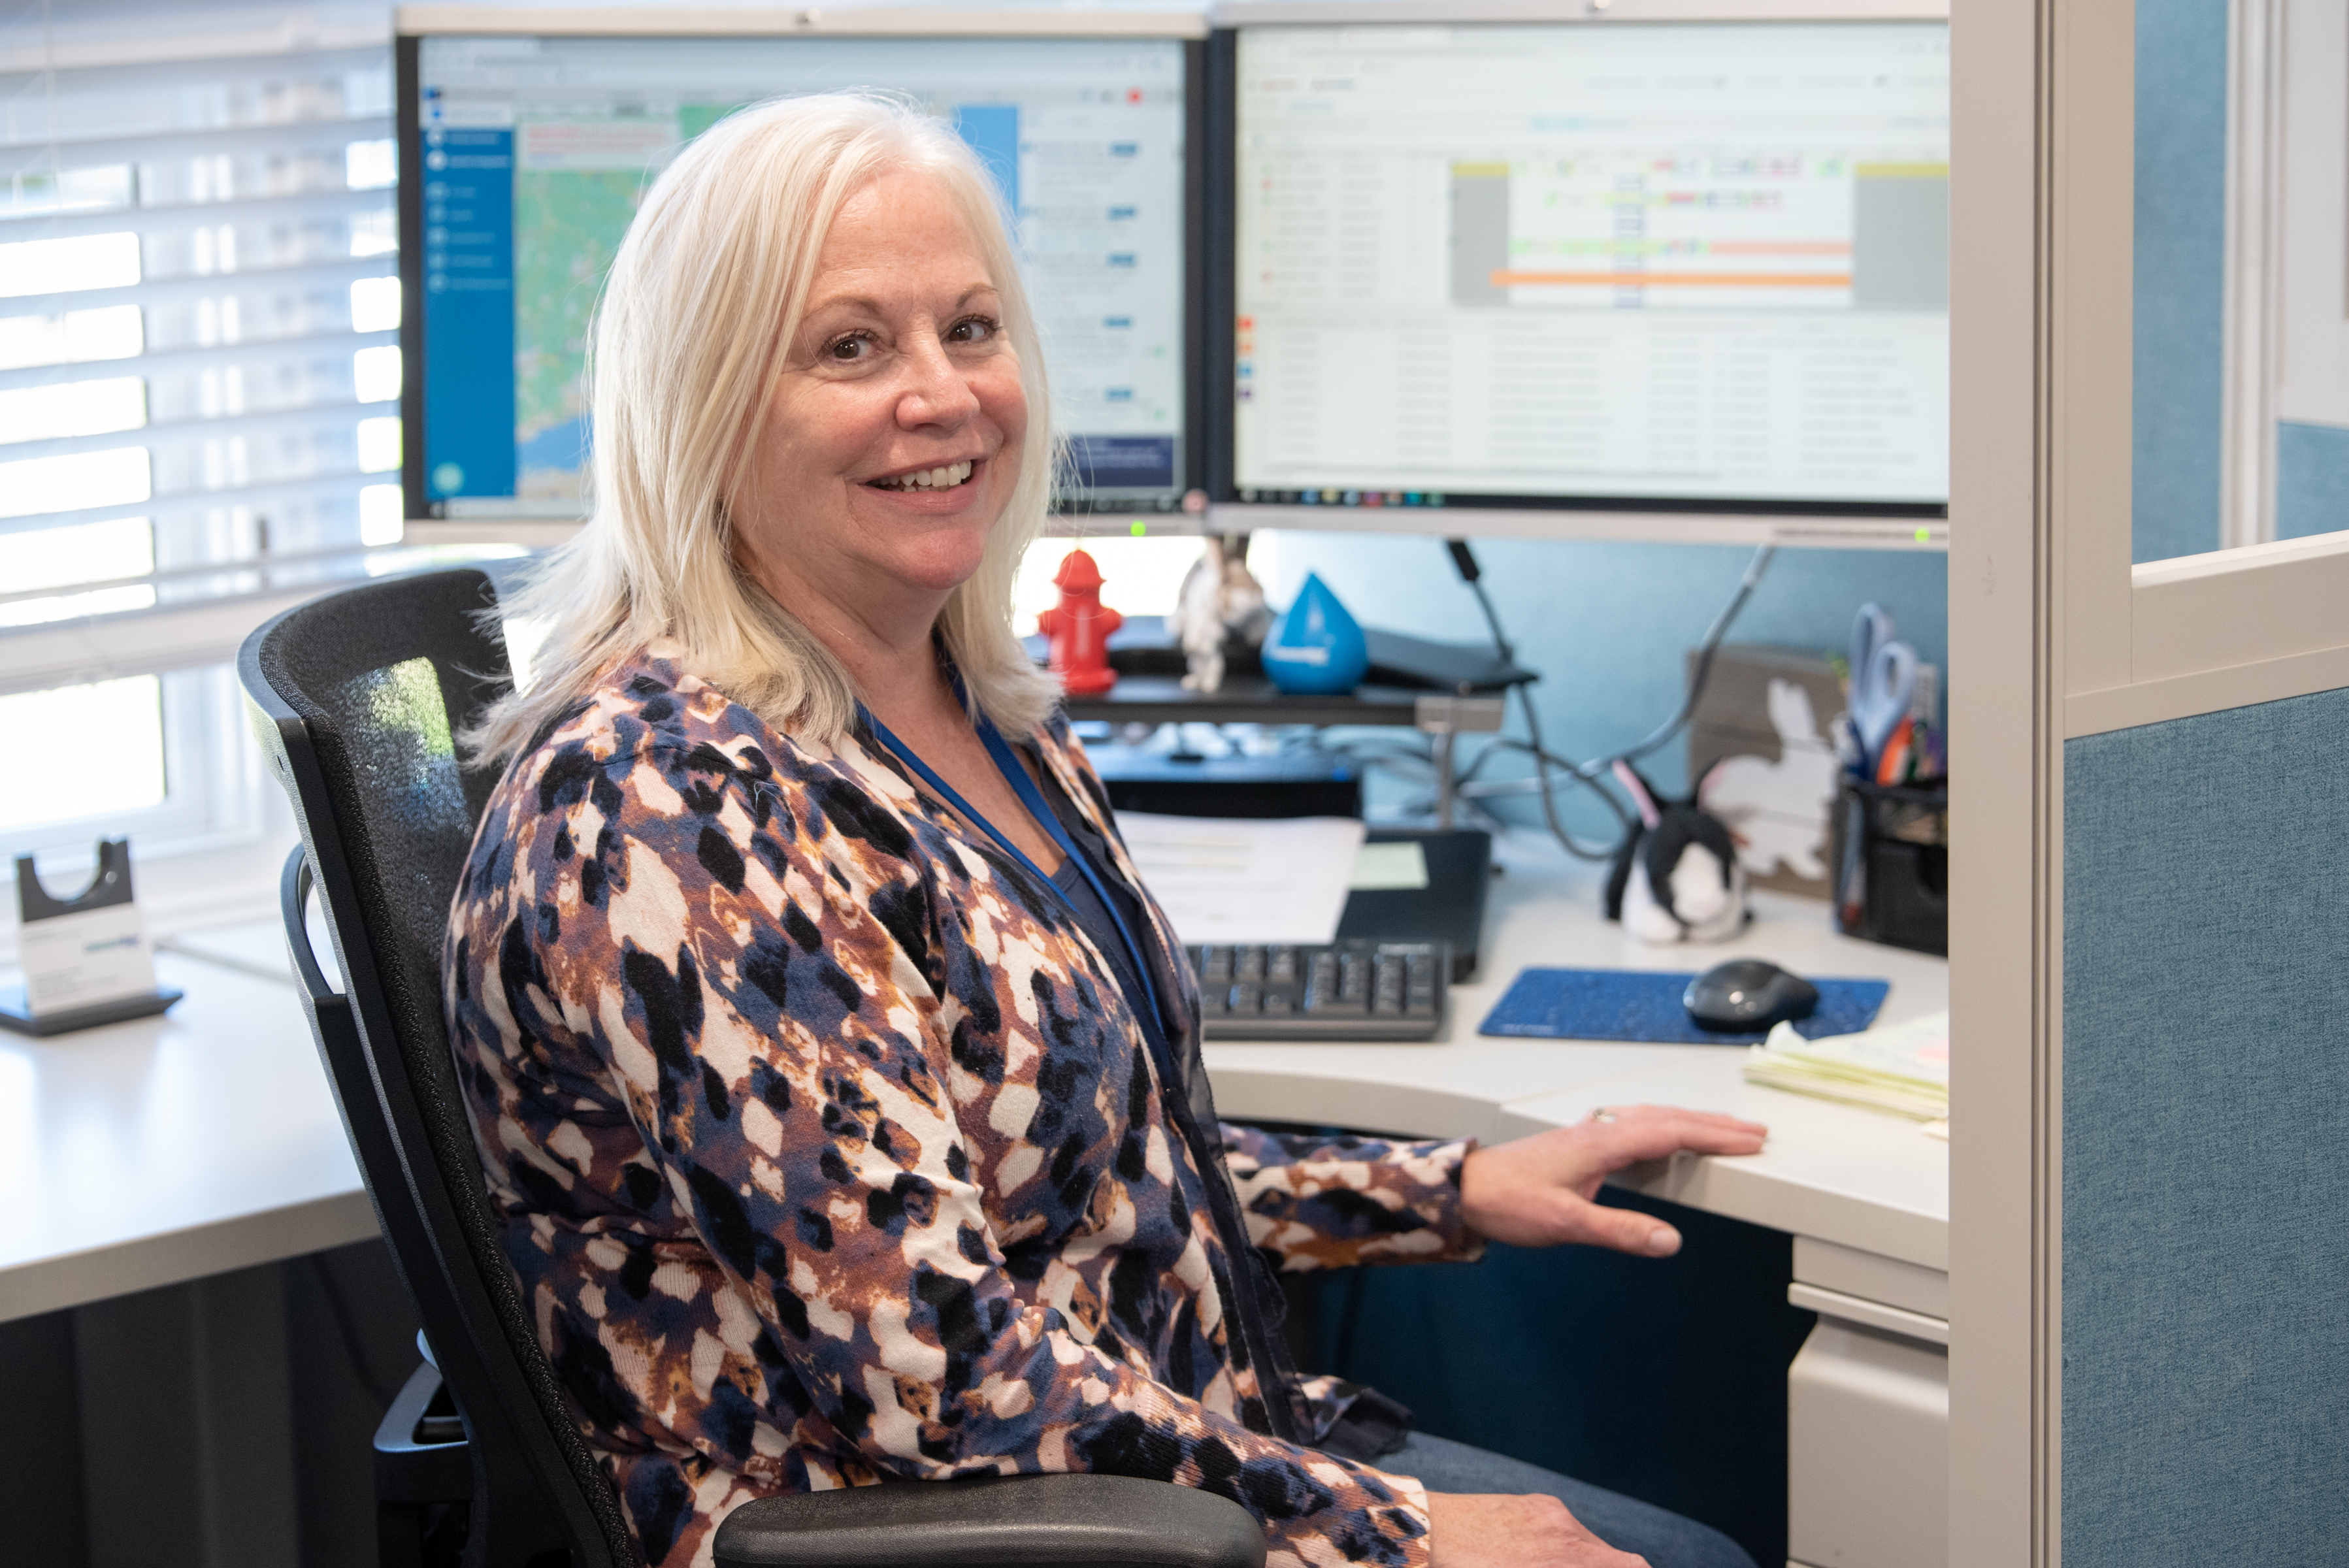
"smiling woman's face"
732,166,1028,634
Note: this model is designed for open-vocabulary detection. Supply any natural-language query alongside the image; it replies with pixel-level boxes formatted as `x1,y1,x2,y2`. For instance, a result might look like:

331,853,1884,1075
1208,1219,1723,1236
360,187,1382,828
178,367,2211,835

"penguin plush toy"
1603,760,1750,945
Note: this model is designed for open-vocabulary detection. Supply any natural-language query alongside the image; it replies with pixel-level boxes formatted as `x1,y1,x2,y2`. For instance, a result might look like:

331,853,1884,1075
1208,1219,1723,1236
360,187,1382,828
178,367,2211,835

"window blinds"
0,7,409,697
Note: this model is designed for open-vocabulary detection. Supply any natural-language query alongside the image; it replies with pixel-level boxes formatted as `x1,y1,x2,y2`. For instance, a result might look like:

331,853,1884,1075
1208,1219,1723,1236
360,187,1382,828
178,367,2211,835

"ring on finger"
1587,1107,1617,1124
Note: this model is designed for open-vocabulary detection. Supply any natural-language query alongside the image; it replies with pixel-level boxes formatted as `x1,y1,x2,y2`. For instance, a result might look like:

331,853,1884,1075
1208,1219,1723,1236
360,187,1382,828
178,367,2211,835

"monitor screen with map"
1222,18,1950,519
397,29,1197,520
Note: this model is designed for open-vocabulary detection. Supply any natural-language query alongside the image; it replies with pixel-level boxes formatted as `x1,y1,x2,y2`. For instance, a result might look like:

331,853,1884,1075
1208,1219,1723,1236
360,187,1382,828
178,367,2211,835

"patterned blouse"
444,643,1483,1568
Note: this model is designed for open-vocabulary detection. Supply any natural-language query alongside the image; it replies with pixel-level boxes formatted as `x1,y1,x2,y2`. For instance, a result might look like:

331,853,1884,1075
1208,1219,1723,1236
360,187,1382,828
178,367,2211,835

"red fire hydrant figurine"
1037,547,1121,696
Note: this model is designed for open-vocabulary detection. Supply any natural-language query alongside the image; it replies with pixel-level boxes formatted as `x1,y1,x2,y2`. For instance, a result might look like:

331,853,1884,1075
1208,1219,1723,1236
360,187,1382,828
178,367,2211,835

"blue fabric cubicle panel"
2130,0,2228,564
1255,532,1948,843
2275,421,2349,541
1306,1196,1811,1568
2064,687,2349,1568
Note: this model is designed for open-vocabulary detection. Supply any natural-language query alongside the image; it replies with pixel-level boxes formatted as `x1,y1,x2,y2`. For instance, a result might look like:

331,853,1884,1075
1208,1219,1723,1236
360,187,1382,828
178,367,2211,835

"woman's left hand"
1457,1105,1768,1256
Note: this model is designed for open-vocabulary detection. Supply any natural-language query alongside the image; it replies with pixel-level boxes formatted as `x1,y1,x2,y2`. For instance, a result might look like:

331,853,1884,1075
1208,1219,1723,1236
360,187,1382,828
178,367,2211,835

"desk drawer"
1788,1317,1948,1568
1794,1237,1948,1320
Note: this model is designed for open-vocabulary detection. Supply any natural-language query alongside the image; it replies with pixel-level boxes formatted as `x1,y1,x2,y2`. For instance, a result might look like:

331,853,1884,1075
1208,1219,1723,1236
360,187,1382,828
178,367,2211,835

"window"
1,9,400,904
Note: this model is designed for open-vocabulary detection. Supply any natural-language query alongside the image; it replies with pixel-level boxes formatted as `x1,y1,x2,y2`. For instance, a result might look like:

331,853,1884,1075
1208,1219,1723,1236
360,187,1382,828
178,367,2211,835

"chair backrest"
240,569,638,1568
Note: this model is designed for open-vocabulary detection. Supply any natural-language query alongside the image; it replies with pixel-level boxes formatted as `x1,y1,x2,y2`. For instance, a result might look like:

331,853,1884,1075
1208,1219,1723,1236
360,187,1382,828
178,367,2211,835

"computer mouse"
1684,958,1820,1034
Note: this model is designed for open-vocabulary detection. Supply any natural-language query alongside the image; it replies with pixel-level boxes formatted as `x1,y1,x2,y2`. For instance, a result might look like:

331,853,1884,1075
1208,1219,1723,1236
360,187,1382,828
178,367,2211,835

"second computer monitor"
1226,18,1950,519
401,28,1198,521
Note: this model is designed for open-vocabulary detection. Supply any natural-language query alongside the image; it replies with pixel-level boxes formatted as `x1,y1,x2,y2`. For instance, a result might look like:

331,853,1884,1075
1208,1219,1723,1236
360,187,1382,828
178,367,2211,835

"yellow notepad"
1743,1010,1949,1122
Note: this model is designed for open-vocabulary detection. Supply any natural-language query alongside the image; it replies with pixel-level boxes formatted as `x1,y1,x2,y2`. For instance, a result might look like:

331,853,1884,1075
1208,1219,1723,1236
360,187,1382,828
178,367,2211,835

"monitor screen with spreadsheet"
1223,18,1950,519
397,28,1199,521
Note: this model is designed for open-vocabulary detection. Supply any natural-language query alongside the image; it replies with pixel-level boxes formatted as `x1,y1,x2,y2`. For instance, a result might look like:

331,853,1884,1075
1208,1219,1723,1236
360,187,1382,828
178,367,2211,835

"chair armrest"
712,1472,1266,1568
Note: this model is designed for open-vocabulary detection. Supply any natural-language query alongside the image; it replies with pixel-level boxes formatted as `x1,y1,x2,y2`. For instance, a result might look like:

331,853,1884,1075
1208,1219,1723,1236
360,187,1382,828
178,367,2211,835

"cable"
1447,540,1514,663
1441,538,1777,860
1509,683,1631,860
1602,541,1777,768
1439,541,1624,858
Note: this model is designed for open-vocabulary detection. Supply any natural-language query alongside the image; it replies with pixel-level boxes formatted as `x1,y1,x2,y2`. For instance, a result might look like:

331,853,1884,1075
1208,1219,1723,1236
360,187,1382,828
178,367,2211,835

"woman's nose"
895,333,981,429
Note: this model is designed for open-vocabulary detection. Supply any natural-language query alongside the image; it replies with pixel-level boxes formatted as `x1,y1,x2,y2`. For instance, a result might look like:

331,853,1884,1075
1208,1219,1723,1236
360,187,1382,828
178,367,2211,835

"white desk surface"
1,834,1949,1324
0,942,373,1324
1202,835,1951,1272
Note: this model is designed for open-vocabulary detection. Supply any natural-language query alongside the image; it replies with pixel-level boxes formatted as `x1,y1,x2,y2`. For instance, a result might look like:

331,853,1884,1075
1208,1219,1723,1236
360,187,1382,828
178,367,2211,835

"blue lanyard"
861,702,1168,1038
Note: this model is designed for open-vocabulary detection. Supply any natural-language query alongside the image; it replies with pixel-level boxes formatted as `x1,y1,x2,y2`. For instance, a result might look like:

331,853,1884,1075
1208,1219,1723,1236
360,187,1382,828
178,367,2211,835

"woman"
446,93,1766,1568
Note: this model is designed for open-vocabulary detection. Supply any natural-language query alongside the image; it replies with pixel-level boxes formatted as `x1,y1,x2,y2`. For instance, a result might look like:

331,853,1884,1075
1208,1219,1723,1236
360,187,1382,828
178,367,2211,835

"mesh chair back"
240,569,638,1568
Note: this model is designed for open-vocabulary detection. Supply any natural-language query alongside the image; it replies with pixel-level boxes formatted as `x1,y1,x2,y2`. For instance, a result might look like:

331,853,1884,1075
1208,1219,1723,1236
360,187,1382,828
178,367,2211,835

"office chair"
239,568,1264,1568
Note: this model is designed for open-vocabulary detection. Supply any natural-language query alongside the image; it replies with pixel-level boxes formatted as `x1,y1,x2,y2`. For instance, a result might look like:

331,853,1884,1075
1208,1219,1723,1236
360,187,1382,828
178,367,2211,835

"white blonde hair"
467,91,1062,763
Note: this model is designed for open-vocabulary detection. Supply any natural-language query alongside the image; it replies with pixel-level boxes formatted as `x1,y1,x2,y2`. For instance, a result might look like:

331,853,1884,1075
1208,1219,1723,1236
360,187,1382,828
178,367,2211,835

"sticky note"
1348,840,1430,891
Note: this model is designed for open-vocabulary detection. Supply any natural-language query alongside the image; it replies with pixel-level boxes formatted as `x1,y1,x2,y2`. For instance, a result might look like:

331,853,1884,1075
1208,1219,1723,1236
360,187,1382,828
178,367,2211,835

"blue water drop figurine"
1262,572,1369,695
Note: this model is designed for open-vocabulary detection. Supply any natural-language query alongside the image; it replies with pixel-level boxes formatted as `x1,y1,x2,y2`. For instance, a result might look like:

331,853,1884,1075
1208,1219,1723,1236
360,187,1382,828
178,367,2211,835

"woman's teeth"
873,460,972,491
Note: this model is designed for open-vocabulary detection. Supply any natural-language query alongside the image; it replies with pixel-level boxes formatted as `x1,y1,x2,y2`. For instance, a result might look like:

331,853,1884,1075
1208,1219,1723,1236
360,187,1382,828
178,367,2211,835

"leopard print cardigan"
444,643,1482,1568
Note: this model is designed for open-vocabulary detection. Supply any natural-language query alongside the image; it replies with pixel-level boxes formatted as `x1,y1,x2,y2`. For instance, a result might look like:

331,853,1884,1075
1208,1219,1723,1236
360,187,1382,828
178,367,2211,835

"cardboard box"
1685,645,1848,899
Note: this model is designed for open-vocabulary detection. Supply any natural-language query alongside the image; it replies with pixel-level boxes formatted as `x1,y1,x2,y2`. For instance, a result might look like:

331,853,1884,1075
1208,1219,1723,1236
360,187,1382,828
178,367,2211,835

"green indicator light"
1129,520,1147,536
1915,527,1930,542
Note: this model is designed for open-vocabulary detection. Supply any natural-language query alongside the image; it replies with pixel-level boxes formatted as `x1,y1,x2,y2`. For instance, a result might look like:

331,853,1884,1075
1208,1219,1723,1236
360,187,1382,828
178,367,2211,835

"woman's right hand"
1425,1492,1651,1568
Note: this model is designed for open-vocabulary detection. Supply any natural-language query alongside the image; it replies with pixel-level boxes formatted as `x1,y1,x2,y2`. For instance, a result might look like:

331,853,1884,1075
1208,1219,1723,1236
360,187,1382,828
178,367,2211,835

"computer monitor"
395,14,1205,523
1213,7,1950,536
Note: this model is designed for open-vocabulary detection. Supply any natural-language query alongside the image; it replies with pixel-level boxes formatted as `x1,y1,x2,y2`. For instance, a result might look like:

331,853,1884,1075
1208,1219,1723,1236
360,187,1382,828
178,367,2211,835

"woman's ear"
1612,759,1662,830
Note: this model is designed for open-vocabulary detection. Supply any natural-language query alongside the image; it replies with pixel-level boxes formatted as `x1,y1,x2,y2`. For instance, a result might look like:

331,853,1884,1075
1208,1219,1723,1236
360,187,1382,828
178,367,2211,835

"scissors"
1848,602,1917,777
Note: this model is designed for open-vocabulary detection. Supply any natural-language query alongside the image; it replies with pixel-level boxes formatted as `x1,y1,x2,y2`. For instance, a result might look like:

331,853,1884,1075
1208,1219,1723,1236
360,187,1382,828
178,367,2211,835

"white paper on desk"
1744,1009,1950,1120
1765,1010,1950,1089
1112,813,1366,945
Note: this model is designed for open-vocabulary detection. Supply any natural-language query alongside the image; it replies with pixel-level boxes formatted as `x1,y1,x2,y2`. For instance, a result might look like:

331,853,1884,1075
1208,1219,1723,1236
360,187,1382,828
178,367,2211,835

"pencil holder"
1827,778,1948,956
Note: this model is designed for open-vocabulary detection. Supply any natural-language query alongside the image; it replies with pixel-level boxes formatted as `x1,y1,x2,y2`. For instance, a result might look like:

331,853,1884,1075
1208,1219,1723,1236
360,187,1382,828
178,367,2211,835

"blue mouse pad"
1478,967,1890,1046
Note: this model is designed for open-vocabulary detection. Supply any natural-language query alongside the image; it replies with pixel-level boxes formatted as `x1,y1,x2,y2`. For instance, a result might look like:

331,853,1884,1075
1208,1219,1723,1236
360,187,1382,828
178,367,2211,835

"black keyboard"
1186,941,1449,1041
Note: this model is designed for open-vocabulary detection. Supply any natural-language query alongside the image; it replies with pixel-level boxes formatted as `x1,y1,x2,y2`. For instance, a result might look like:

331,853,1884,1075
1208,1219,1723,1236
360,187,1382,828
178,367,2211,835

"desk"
1205,832,1950,1568
4,844,1946,1568
1205,834,1948,1269
0,939,375,1568
0,947,371,1325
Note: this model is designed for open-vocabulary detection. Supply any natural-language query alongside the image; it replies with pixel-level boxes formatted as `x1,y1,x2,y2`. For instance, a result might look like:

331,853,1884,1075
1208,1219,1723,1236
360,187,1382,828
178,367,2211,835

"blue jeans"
1383,1431,1758,1568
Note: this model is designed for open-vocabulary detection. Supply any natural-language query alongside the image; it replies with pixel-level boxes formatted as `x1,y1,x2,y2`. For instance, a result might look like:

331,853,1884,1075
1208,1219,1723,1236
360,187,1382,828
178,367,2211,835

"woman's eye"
827,333,874,362
947,315,1000,344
